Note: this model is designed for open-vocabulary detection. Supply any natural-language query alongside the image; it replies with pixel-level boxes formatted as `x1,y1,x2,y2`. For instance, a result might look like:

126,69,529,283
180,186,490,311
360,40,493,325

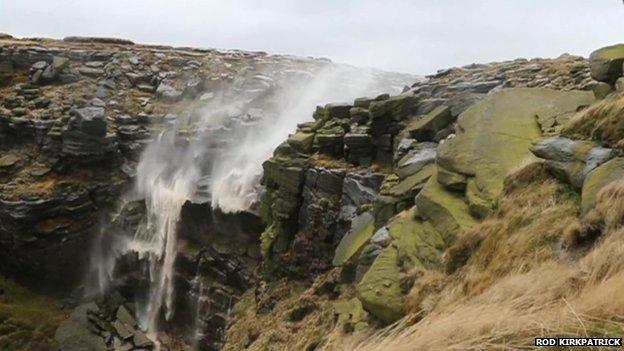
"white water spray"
90,56,417,348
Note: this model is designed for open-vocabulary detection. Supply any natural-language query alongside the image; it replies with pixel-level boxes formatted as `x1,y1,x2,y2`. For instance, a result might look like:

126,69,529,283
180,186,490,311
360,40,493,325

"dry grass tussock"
331,170,624,351
563,92,624,149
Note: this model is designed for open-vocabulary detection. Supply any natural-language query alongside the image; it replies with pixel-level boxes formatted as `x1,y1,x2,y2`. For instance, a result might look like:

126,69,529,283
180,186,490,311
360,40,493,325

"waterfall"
130,128,201,339
88,61,415,348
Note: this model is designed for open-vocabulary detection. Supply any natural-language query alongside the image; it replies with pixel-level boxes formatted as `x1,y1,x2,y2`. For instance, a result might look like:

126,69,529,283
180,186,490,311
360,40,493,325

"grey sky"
2,0,623,74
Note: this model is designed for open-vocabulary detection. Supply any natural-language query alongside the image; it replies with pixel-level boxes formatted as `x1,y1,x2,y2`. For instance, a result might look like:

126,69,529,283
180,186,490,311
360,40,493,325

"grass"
223,270,354,351
329,165,624,351
563,92,624,150
0,276,67,351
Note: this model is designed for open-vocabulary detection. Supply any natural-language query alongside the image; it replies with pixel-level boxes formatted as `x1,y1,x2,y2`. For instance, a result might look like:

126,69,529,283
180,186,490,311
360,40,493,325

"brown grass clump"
563,92,624,149
564,180,624,249
223,270,359,351
331,170,624,351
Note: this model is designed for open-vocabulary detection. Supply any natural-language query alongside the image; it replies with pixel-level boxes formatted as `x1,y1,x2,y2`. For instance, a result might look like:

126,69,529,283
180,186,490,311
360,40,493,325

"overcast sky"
1,1,623,74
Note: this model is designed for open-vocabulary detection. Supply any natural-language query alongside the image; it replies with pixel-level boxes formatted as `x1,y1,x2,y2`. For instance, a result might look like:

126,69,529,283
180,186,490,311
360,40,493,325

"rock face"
0,35,416,351
249,52,603,334
438,88,594,217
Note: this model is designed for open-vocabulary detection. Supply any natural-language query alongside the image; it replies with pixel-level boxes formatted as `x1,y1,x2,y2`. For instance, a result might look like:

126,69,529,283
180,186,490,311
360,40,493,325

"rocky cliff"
2,32,624,351
0,34,412,351
222,47,624,350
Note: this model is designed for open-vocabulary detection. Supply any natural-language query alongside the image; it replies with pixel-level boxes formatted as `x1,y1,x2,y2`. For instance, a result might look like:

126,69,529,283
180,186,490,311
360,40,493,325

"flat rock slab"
333,211,374,266
437,88,595,214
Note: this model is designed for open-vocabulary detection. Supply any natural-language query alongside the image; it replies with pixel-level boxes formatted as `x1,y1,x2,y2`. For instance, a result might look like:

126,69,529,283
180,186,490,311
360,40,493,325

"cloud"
2,0,623,73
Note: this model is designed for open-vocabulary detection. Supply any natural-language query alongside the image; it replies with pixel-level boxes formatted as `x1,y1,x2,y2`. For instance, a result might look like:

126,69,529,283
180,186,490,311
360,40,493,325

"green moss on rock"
388,208,446,270
0,277,66,351
356,246,404,324
405,105,454,141
437,88,593,214
589,44,624,84
581,157,624,214
333,212,375,267
415,171,476,242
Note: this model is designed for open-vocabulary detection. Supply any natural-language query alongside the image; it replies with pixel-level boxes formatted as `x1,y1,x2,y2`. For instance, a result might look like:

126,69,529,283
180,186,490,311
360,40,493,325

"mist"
210,65,413,213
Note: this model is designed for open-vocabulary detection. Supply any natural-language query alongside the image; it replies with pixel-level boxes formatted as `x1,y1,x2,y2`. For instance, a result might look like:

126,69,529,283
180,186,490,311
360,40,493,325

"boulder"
356,245,404,324
341,172,383,220
415,171,476,242
369,93,419,135
349,107,370,125
581,157,624,214
384,164,434,200
156,82,183,102
315,133,344,156
396,142,437,179
589,44,624,84
287,132,315,154
389,208,445,270
78,66,104,77
406,105,454,141
75,107,107,136
262,159,305,195
356,208,446,324
445,92,485,117
593,82,613,100
333,212,375,266
437,166,467,191
353,93,389,109
531,136,612,189
326,102,352,118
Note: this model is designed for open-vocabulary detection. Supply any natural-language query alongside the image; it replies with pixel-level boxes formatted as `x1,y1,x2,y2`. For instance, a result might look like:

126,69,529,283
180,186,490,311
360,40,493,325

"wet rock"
133,330,154,348
349,107,370,125
116,306,137,328
344,132,373,165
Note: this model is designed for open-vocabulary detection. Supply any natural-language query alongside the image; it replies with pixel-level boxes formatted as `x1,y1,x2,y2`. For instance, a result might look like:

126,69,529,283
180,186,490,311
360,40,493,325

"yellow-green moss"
0,277,67,351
